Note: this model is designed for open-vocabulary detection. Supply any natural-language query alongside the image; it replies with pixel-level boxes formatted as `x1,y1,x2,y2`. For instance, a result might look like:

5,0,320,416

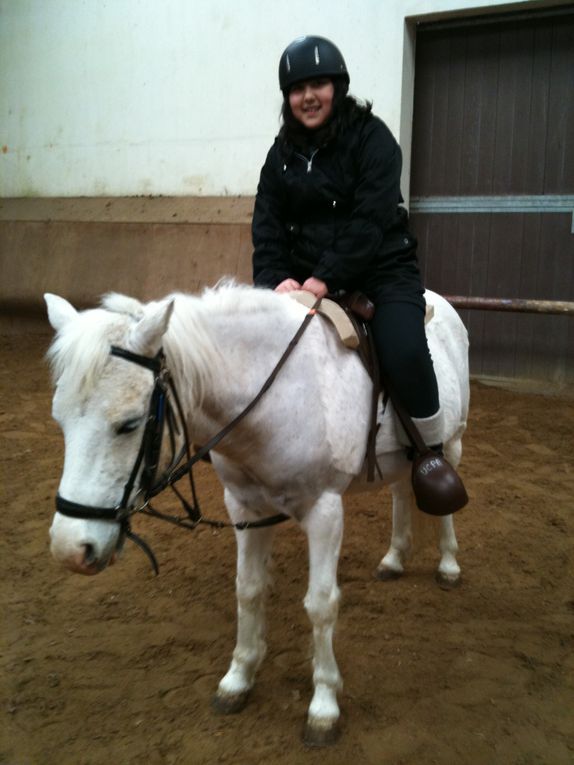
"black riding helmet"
278,35,349,93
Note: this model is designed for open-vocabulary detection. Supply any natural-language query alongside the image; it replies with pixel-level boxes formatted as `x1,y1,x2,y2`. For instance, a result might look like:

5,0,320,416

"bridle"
55,300,320,574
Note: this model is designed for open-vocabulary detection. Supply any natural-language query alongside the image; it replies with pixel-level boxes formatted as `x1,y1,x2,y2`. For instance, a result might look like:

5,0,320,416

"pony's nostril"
83,543,96,566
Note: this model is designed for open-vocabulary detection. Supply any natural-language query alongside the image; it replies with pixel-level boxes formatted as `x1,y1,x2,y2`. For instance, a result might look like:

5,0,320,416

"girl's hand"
301,277,328,298
275,278,302,293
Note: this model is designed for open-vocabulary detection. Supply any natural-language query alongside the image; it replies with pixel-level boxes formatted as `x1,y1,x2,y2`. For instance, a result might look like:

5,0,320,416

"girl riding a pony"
252,35,452,462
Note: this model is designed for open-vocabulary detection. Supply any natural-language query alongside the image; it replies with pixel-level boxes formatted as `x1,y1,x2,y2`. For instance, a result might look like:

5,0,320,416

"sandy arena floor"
1,334,573,765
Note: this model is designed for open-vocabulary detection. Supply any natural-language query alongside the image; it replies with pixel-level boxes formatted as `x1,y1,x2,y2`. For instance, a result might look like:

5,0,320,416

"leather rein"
55,300,320,574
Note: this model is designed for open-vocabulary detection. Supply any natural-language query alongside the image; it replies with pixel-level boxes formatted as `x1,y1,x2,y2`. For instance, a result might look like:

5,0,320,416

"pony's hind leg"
435,438,462,589
377,476,414,580
377,445,462,588
213,515,276,714
300,491,344,746
435,514,461,589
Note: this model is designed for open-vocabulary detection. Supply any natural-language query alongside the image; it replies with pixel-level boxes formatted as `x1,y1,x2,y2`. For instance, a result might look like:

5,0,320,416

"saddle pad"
289,291,434,349
289,291,360,348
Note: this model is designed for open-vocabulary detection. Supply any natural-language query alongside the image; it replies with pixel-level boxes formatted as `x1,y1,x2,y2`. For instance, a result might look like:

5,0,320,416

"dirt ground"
1,334,573,765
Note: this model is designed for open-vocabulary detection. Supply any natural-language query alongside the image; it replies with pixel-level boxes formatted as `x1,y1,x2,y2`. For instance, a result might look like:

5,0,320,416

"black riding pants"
370,300,439,418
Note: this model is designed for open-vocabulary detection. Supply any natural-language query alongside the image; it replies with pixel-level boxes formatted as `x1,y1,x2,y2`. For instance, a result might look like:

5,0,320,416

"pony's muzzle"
49,515,120,575
53,542,117,575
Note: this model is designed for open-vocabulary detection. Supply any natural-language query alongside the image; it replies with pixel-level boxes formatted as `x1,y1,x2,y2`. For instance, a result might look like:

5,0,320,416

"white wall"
0,0,554,197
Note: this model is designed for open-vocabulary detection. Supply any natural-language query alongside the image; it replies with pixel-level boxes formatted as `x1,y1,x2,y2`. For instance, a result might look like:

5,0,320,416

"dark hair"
278,77,372,156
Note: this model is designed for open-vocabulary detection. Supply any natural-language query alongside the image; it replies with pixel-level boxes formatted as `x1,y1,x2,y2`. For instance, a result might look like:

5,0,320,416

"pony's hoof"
211,690,250,715
435,571,461,590
376,566,403,582
303,719,341,747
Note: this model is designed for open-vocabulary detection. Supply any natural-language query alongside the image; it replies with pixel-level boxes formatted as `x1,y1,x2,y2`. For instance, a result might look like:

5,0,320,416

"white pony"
45,283,469,745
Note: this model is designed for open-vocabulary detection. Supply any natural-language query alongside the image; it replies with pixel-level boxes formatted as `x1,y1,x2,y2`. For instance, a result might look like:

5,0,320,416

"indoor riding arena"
1,331,574,765
2,3,573,765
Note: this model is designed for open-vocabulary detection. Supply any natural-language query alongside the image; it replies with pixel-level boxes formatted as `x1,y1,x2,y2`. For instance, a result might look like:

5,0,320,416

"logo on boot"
419,457,443,476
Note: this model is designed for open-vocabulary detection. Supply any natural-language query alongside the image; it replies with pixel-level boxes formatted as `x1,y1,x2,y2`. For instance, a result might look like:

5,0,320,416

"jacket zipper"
294,148,319,173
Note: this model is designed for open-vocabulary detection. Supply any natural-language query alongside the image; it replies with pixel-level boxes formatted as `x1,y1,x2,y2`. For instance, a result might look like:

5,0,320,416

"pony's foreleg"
300,492,344,746
377,476,414,580
213,523,275,714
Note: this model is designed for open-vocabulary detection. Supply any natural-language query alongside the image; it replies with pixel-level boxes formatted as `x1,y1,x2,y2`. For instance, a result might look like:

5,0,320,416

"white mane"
47,282,287,410
47,306,134,397
158,282,286,411
199,280,285,316
101,292,146,319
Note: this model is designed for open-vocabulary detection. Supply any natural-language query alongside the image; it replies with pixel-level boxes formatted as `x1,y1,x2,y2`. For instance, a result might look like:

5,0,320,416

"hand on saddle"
301,277,328,299
275,277,328,298
275,278,302,293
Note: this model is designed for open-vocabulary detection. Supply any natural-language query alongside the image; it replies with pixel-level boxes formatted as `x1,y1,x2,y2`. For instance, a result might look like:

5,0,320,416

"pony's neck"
163,288,295,447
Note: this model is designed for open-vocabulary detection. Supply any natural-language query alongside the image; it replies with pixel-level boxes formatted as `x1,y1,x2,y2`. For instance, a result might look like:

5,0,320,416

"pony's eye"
116,418,142,435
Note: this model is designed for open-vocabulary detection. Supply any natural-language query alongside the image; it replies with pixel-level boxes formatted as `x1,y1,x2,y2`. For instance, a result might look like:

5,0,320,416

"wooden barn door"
409,9,574,385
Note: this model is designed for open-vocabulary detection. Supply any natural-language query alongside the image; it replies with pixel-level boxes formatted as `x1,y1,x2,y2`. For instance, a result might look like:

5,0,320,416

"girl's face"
288,78,335,130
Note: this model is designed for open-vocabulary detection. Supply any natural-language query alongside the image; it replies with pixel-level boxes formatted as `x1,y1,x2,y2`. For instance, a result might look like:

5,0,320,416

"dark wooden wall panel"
412,211,574,383
410,10,574,386
412,14,574,197
546,20,574,192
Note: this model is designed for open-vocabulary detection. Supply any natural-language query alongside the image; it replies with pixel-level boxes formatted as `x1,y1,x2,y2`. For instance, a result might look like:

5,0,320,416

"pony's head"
45,293,174,575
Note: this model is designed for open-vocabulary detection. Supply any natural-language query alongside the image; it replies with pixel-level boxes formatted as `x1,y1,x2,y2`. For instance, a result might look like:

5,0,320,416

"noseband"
55,300,321,574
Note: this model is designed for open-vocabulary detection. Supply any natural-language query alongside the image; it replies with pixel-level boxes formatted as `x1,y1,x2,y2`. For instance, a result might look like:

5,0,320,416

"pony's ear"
129,299,174,355
44,293,78,332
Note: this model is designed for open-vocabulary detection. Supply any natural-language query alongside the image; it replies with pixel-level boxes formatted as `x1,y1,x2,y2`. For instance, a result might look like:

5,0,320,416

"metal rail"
410,195,574,232
410,195,574,214
443,296,574,316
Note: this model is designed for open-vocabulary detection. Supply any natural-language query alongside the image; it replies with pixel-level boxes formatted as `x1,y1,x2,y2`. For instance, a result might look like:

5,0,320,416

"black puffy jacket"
252,113,423,302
